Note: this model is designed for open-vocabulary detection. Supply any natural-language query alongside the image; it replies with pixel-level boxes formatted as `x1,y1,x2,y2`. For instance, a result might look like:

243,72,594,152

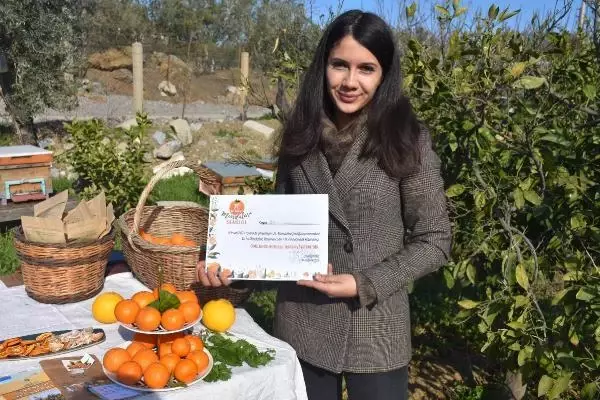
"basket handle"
127,160,218,249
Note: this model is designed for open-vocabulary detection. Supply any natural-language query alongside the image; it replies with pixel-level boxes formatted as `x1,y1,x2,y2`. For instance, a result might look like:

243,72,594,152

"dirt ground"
157,119,281,166
85,67,277,107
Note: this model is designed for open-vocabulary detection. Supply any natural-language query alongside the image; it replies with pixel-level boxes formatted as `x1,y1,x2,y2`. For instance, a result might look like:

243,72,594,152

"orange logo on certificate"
228,199,245,216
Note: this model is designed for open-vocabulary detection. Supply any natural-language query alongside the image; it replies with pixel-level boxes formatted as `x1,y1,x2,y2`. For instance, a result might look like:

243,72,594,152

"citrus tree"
0,0,81,143
403,2,600,398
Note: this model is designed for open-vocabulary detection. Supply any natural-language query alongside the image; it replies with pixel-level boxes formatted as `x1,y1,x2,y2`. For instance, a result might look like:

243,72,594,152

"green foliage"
250,0,321,73
243,176,275,195
0,127,15,146
202,332,275,381
0,231,19,276
245,288,277,333
81,0,152,48
404,2,600,398
0,0,80,134
151,173,209,206
148,290,181,313
59,114,150,216
448,382,485,400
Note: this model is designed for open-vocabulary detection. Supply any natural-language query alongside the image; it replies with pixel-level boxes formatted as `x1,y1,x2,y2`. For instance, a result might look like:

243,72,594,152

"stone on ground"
243,120,275,138
88,47,132,71
155,140,182,159
158,80,177,97
169,119,192,146
152,131,167,146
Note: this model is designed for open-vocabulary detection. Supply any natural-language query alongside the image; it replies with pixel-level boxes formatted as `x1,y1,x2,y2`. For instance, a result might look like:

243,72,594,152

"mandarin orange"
153,283,178,299
173,359,198,384
126,341,146,358
171,338,191,357
158,342,172,358
135,306,161,331
179,302,201,323
184,335,204,353
131,291,156,308
161,308,185,331
170,233,188,246
183,239,197,247
103,348,131,373
132,348,159,373
117,360,143,385
159,353,181,374
143,362,170,389
186,350,209,373
175,290,198,305
114,299,140,324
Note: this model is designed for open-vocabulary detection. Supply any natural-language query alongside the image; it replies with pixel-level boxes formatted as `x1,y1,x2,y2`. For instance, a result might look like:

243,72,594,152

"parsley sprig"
202,332,275,382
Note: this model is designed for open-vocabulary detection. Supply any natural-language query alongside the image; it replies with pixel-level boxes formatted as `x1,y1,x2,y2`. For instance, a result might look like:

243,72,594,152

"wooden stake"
240,52,250,119
132,42,144,114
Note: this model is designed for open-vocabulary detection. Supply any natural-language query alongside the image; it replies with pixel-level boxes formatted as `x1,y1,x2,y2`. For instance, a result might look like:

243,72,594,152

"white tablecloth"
0,272,308,400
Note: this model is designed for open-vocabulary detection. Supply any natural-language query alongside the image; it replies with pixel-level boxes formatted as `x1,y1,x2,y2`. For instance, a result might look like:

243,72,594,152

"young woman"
198,10,451,400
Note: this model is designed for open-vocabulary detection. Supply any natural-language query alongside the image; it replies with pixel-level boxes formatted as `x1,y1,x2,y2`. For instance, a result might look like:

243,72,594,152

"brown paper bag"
64,200,94,224
99,203,115,238
34,190,68,218
65,216,106,242
86,191,107,222
21,216,66,244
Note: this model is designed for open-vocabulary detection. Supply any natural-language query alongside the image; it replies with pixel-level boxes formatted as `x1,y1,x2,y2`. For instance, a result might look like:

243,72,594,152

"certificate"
204,194,329,280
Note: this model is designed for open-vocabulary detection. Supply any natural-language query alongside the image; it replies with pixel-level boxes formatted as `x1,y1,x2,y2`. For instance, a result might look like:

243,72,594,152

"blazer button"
343,241,353,253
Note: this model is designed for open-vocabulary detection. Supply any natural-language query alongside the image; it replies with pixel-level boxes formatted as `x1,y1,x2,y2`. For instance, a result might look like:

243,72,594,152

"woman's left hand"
297,264,357,298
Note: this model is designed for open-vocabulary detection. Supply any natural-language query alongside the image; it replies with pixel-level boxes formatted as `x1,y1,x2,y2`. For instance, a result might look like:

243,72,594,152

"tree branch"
0,85,23,143
499,205,548,341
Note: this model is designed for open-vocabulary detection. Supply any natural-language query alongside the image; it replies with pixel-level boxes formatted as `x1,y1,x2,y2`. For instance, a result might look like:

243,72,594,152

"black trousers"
300,360,409,400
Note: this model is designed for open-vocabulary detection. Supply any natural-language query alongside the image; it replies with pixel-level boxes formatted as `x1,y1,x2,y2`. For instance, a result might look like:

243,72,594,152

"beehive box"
199,161,263,195
0,145,53,204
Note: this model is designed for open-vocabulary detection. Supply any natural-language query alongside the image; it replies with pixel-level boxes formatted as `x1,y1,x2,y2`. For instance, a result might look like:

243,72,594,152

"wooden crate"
199,161,263,195
0,145,53,204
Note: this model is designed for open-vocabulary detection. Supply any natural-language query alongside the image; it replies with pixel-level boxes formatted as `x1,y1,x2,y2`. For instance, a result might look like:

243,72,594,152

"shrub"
60,114,150,216
403,2,600,398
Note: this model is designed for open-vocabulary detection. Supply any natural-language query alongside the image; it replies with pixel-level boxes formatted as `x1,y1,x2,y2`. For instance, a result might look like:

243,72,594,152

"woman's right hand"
196,260,232,287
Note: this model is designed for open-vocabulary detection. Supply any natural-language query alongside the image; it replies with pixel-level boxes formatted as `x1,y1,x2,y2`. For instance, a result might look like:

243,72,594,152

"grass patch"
213,128,243,138
0,125,15,146
150,173,209,207
52,177,75,195
0,231,19,276
253,113,276,121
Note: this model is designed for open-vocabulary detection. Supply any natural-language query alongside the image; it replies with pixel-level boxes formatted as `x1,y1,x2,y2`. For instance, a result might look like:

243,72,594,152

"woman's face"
326,35,383,117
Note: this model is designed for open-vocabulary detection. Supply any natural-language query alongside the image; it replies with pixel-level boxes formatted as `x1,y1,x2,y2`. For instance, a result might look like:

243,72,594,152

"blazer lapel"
333,126,378,200
300,150,350,233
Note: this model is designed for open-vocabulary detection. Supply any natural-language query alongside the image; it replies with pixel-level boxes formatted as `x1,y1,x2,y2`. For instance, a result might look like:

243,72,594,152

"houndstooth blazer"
273,126,452,374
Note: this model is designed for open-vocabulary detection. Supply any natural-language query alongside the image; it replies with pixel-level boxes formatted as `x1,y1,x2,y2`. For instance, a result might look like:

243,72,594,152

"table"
0,272,308,400
0,196,78,224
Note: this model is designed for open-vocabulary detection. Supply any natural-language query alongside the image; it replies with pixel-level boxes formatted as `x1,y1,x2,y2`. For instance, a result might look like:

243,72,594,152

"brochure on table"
205,194,329,280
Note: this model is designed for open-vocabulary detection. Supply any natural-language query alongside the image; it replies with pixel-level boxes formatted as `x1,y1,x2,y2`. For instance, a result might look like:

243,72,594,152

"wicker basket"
13,227,115,304
118,160,251,306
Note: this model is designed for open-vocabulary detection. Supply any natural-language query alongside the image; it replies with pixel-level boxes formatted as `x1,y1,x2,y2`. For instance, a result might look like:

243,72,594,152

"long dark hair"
277,10,422,180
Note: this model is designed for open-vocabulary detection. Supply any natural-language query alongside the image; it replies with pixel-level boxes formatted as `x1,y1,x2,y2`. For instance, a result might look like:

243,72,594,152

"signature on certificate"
288,250,320,264
259,220,319,226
